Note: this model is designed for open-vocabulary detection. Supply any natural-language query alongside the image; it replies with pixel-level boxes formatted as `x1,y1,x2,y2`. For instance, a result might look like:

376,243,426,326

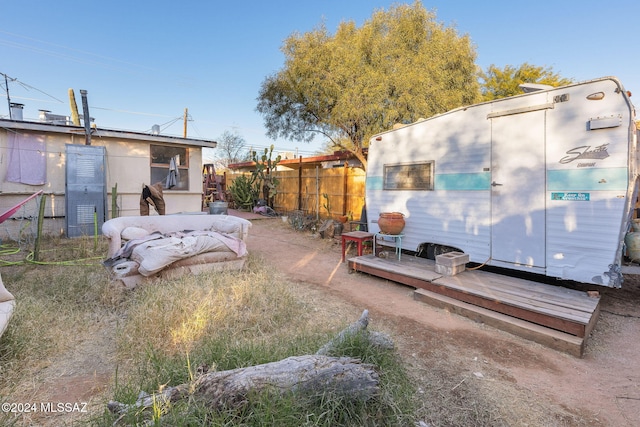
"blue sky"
1,1,638,160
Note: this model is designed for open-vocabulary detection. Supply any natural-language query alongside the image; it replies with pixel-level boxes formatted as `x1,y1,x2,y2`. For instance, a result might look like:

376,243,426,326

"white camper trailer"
365,77,638,288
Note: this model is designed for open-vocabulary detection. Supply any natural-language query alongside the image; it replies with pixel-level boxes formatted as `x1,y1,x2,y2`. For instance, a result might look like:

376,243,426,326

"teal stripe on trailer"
547,168,628,191
366,176,383,190
434,172,491,191
366,173,491,191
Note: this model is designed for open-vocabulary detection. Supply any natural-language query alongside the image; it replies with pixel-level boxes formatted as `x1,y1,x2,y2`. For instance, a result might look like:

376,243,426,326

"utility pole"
3,73,12,119
183,108,188,138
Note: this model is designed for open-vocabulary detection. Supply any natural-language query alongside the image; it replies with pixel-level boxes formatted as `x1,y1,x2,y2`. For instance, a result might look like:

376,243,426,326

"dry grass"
0,237,113,388
115,255,352,365
0,233,600,426
0,242,365,426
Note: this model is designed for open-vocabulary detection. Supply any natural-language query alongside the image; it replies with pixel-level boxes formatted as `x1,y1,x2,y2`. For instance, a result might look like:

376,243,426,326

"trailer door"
490,109,546,268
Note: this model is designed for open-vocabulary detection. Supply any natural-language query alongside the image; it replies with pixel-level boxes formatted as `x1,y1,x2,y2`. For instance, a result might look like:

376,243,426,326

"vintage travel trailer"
365,77,638,288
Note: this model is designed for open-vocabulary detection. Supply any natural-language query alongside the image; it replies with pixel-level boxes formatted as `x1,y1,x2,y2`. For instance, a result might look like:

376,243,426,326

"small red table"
341,231,374,262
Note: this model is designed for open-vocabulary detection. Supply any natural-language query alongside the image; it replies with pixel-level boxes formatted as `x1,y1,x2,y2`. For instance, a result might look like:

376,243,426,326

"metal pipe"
4,73,11,119
80,89,91,145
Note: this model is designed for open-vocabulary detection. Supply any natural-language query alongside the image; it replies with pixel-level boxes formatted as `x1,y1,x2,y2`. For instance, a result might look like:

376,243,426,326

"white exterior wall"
95,140,205,217
0,123,211,240
543,79,635,285
367,105,493,263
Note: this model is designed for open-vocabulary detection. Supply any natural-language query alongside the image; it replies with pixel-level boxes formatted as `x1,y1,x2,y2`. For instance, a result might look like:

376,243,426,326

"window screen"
383,162,434,190
150,145,189,190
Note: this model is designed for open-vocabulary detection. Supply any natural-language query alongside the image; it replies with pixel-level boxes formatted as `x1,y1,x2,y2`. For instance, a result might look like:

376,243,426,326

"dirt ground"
244,217,640,427
10,214,640,426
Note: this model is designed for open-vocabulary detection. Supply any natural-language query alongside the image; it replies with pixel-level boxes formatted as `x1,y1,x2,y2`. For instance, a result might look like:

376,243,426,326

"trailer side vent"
589,115,622,130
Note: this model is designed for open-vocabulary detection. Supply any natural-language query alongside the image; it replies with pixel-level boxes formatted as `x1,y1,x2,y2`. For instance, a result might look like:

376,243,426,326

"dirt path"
246,218,640,427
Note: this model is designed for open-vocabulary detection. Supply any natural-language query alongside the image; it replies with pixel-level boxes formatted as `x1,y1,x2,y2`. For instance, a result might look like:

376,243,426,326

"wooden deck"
348,255,601,357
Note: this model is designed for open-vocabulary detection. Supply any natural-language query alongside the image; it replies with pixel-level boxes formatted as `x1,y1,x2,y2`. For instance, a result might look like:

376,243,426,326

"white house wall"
94,140,204,217
0,131,69,239
0,124,209,240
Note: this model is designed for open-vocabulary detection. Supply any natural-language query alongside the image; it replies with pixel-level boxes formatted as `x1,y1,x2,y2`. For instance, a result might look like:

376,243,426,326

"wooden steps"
348,255,601,357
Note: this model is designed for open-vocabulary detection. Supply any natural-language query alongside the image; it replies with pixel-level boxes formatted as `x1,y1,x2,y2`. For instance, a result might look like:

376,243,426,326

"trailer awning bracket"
487,103,554,119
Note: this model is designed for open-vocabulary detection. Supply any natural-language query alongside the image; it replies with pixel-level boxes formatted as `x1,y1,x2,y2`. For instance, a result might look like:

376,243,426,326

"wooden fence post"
343,161,349,215
297,156,303,211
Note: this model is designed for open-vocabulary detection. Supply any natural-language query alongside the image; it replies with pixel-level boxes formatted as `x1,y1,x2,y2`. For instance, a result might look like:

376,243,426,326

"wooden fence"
229,167,366,221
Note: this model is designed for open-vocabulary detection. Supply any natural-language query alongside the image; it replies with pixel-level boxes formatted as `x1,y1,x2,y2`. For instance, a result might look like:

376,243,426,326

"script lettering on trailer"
559,143,609,165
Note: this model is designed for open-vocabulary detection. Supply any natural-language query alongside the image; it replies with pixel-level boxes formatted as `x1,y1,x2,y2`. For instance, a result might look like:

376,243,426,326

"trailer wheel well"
416,242,462,260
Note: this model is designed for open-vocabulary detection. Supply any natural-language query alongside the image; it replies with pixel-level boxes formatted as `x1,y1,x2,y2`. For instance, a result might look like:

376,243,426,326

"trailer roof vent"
519,83,554,93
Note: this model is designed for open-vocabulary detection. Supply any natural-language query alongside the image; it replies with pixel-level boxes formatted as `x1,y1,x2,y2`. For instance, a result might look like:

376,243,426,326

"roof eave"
0,119,217,148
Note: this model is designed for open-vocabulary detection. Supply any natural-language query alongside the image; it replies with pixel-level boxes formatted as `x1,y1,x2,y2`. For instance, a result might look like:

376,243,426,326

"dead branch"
316,309,394,355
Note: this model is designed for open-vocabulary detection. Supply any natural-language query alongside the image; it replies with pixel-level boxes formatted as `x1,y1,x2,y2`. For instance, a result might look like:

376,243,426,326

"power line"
0,71,64,104
0,31,163,77
90,105,175,118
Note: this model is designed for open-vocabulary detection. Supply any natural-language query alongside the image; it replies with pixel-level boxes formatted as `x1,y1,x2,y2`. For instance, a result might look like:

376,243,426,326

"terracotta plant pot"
378,212,405,234
336,215,348,223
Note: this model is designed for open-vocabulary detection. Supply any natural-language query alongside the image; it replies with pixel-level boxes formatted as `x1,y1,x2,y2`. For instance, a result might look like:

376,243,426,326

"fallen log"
108,309,391,417
109,355,378,416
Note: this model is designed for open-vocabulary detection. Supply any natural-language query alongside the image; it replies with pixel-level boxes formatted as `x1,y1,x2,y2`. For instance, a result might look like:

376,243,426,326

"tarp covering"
6,132,46,185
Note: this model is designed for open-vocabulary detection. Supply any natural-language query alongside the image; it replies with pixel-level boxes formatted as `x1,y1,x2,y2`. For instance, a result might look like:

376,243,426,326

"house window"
150,145,189,190
383,162,434,190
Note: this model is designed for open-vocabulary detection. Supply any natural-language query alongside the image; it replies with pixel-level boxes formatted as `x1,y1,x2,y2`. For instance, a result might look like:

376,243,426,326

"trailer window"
383,162,433,190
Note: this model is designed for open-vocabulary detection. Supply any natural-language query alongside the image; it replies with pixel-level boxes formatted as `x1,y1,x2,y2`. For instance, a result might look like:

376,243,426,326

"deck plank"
413,288,586,357
433,271,598,323
349,254,601,343
350,255,597,321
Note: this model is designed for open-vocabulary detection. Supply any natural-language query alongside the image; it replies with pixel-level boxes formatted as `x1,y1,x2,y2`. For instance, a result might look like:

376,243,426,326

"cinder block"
435,251,469,267
435,263,466,276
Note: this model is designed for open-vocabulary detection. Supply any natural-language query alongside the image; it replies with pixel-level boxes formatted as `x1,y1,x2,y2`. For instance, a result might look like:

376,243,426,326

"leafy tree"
256,1,480,170
317,138,347,155
479,63,574,101
213,130,249,170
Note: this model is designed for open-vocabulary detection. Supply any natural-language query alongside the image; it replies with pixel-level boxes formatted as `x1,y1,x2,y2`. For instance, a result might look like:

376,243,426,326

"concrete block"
435,263,466,276
435,251,469,267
